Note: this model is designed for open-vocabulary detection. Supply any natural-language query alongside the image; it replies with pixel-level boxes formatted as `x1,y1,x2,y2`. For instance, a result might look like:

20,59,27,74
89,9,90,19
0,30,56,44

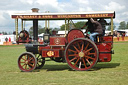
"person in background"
98,18,110,36
117,32,120,41
122,32,125,41
5,37,8,42
9,37,11,42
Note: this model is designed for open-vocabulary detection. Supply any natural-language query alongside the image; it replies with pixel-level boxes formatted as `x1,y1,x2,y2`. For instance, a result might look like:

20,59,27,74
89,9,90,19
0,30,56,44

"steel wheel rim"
18,52,37,72
65,38,98,71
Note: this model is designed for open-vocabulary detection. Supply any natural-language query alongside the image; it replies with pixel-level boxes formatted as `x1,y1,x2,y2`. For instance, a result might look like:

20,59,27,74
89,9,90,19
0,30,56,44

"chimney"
31,8,39,13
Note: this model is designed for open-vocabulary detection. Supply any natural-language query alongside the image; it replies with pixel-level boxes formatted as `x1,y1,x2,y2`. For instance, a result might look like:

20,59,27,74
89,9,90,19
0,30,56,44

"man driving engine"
81,18,103,42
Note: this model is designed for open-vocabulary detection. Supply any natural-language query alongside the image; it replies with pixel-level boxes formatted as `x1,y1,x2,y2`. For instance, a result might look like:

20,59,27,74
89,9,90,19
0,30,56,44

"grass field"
0,42,128,85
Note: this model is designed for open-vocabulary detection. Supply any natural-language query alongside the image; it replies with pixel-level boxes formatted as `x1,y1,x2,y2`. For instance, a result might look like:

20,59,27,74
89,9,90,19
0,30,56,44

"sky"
0,0,128,32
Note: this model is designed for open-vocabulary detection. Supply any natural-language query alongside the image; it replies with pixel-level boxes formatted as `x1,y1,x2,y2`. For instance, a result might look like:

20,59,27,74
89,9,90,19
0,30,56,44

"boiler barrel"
25,44,38,54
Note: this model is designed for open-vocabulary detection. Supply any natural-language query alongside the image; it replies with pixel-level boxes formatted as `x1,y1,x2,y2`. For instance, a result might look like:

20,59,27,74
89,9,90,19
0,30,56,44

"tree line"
1,20,127,35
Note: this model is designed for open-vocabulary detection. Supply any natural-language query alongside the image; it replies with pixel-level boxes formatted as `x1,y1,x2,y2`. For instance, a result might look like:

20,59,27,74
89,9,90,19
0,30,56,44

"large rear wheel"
65,38,99,71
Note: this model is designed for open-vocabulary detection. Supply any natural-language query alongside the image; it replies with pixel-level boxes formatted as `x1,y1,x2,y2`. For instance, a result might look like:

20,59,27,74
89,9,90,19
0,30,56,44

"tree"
118,21,126,30
107,23,116,31
126,22,128,29
60,21,86,30
74,21,86,29
1,32,7,35
29,25,46,36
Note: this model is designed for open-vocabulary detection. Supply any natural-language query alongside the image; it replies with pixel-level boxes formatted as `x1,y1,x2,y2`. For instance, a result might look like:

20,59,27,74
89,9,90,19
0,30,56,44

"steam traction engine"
12,10,115,72
17,30,32,43
18,29,114,72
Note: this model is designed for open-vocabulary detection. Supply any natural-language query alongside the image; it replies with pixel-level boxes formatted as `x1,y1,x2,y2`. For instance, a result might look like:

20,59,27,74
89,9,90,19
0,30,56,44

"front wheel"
65,38,99,71
18,52,37,72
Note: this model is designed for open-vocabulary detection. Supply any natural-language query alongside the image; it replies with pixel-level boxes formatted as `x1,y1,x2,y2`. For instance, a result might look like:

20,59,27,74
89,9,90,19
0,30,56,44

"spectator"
122,32,125,41
9,37,11,42
5,37,8,42
117,32,120,41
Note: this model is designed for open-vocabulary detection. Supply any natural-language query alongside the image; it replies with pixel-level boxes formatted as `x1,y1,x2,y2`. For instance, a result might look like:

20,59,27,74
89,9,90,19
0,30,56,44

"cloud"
0,0,128,32
104,1,125,12
36,0,58,6
20,0,34,5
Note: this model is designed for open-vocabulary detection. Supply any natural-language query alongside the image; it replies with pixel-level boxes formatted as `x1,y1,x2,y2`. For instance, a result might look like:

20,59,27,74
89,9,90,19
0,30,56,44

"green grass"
0,42,128,85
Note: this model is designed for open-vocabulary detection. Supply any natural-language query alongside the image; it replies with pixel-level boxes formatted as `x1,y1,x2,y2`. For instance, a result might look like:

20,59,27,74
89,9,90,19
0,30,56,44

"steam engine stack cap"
31,8,39,13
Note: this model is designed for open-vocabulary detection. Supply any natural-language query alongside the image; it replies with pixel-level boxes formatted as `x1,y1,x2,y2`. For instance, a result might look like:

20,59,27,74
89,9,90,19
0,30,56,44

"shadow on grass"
93,63,120,71
42,64,71,71
35,63,120,72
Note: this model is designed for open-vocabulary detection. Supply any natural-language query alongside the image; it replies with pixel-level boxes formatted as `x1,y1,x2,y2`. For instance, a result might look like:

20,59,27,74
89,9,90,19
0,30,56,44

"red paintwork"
67,29,85,43
97,43,112,52
49,37,66,46
103,35,113,42
42,49,60,57
96,36,113,62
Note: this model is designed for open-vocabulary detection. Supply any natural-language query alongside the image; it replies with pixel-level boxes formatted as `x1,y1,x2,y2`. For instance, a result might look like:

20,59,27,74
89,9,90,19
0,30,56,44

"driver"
81,18,103,42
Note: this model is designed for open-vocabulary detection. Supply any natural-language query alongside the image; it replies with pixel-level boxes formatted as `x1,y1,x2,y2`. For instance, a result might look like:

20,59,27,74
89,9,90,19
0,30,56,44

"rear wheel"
18,52,37,72
65,38,99,71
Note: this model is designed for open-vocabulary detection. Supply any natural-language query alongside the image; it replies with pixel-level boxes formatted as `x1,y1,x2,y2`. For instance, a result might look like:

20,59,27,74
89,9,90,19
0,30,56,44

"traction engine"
17,30,32,43
18,29,114,72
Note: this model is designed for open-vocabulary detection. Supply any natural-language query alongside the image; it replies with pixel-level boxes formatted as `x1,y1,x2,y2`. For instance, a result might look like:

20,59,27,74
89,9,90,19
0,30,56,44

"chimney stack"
31,8,39,13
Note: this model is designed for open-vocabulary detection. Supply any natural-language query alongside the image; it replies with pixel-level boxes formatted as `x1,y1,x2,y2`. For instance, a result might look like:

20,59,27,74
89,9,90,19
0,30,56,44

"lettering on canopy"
85,14,109,18
12,13,114,19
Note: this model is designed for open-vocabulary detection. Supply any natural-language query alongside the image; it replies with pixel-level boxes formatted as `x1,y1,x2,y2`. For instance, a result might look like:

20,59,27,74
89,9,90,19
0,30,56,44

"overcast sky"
0,0,128,32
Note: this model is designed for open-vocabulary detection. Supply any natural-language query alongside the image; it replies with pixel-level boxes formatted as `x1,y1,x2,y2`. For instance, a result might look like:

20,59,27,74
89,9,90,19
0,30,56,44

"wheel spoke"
68,54,77,57
77,42,81,50
21,57,26,61
88,52,95,55
28,63,34,67
86,59,91,66
85,56,95,60
82,58,87,68
37,63,40,66
74,58,80,66
68,49,77,53
25,55,27,60
73,45,80,52
81,42,84,51
20,61,25,63
85,43,89,50
30,61,35,64
28,57,34,62
25,64,27,69
85,48,93,53
79,61,82,68
22,63,26,67
69,57,77,62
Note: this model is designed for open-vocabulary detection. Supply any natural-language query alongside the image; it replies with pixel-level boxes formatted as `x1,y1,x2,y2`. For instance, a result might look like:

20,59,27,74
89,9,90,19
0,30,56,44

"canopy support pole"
21,19,23,31
68,19,70,30
15,19,18,41
111,17,113,35
65,19,67,37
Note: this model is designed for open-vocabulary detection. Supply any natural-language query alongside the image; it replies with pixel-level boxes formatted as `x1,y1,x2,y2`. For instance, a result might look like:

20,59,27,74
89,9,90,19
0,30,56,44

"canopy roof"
12,11,115,20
